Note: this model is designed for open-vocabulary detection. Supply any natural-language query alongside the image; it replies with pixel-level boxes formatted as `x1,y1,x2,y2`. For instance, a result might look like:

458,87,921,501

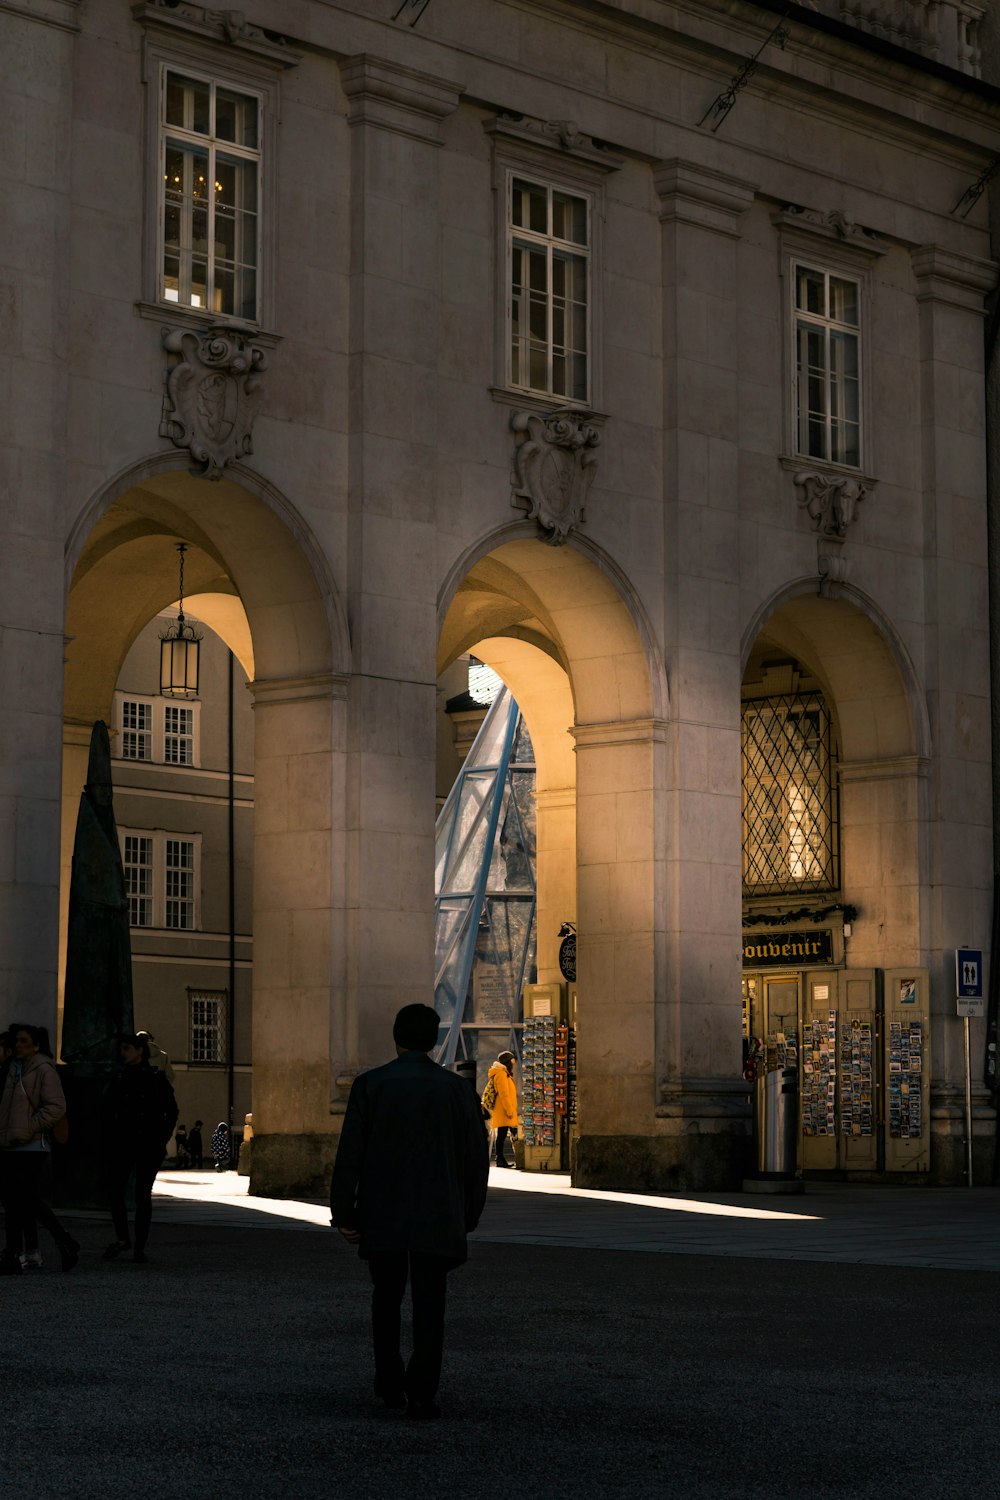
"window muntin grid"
189,989,227,1064
164,704,194,765
123,835,154,927
164,838,196,929
161,70,260,320
509,175,589,401
794,264,860,469
742,694,838,894
121,700,153,761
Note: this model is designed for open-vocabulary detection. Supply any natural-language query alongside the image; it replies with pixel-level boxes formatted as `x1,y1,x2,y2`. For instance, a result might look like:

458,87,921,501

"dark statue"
61,721,134,1072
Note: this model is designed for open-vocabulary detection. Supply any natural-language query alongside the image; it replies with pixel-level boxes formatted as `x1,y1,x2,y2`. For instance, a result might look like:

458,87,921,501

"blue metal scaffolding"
433,685,537,1066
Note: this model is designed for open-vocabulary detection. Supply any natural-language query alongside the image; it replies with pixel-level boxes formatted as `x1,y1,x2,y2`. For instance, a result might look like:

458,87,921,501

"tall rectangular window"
742,695,838,895
164,838,196,929
120,700,154,761
123,835,154,927
509,176,589,401
794,265,861,468
161,70,261,320
163,705,194,766
189,989,228,1064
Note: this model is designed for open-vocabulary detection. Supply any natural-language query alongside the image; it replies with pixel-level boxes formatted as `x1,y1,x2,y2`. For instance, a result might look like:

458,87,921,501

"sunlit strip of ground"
154,1168,821,1225
486,1168,821,1221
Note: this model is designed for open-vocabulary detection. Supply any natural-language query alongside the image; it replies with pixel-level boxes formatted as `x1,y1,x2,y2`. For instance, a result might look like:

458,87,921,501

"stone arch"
63,458,349,1186
741,579,929,968
438,527,667,1184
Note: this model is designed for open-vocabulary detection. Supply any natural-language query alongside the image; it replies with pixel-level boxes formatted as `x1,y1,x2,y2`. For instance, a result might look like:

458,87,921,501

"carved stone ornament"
780,204,880,246
160,327,267,479
794,470,867,539
511,410,600,545
135,1,297,61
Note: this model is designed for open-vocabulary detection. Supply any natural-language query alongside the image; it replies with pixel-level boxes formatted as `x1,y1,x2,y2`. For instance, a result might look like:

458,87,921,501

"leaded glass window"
742,693,838,894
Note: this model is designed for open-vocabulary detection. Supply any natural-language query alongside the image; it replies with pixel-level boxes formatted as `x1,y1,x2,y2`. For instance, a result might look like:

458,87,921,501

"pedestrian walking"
0,1024,80,1275
211,1121,231,1172
100,1033,178,1264
485,1049,519,1168
330,1003,489,1419
174,1123,190,1167
187,1120,204,1169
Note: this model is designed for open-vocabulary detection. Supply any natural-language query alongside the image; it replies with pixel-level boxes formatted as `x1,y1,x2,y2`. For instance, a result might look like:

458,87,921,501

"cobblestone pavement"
6,1171,998,1500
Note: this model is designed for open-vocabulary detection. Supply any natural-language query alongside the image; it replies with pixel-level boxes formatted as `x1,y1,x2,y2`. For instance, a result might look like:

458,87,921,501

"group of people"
3,1002,517,1420
0,1025,237,1271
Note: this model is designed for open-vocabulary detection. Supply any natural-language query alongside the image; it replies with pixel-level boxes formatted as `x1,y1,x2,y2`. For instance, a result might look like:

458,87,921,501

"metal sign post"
955,949,985,1187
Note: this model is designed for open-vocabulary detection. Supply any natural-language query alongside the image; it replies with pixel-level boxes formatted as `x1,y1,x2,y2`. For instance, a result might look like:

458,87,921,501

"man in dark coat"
330,1003,489,1419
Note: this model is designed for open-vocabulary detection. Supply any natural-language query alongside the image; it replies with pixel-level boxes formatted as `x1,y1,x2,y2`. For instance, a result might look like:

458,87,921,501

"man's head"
392,1004,441,1053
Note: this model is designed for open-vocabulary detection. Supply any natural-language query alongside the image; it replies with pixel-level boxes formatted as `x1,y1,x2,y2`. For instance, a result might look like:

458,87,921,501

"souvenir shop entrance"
742,962,931,1177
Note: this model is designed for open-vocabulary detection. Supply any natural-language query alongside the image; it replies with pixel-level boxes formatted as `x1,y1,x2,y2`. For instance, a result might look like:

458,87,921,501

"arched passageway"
439,532,668,1184
63,461,347,1190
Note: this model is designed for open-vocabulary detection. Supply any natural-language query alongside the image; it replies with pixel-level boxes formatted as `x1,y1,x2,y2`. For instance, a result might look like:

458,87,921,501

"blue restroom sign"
955,948,984,1018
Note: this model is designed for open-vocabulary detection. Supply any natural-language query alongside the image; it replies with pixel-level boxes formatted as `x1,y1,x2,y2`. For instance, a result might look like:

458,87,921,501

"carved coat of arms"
160,327,267,479
794,470,868,539
511,410,600,545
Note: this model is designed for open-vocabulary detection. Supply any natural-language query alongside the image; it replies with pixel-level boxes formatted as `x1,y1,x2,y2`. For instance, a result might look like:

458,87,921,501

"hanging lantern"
160,542,202,698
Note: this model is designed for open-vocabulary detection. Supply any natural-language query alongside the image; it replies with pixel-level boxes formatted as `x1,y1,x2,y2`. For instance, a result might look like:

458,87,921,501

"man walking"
330,1004,489,1419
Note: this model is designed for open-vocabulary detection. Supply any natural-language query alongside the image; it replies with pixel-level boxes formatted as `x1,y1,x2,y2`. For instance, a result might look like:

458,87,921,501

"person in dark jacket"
187,1120,204,1169
330,1003,489,1420
211,1121,231,1172
100,1033,178,1264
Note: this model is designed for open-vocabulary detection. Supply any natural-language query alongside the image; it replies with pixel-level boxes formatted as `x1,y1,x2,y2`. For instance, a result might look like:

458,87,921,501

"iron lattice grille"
742,693,838,894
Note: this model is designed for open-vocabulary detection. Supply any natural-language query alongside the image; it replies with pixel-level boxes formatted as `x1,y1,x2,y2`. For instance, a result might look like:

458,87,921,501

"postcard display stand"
798,968,929,1174
521,982,572,1171
882,968,930,1173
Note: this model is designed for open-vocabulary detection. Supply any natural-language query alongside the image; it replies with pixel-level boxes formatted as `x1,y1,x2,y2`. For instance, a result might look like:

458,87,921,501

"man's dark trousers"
368,1249,459,1402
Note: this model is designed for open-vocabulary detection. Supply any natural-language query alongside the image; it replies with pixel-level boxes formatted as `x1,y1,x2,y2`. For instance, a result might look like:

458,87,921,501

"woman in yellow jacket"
487,1050,519,1169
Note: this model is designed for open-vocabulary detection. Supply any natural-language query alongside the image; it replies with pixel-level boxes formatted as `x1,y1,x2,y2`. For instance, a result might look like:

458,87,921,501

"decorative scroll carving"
795,470,867,538
160,327,267,479
779,204,881,248
511,410,600,545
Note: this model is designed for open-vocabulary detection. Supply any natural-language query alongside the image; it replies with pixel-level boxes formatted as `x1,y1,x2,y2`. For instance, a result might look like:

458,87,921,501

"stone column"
573,716,667,1184
534,786,576,984
337,57,462,1072
0,2,78,1030
652,161,757,1185
911,245,996,1180
249,673,348,1195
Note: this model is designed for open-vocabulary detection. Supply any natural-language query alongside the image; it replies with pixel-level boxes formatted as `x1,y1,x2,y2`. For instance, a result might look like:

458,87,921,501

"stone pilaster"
910,246,995,1131
649,161,755,1183
338,56,463,1068
0,3,79,1030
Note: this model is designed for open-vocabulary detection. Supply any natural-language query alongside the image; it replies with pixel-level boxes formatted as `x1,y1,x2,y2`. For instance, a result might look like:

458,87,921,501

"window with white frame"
508,175,590,401
164,838,196,929
120,829,201,930
115,694,200,767
189,988,228,1064
163,704,195,765
794,264,861,468
123,835,154,928
160,69,261,320
120,699,154,762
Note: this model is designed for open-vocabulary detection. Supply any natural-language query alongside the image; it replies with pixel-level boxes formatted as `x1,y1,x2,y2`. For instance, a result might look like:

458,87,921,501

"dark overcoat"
329,1051,489,1261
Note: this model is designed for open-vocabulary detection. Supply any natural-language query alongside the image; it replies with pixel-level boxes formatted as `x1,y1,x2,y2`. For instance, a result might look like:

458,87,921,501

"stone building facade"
2,0,1000,1194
